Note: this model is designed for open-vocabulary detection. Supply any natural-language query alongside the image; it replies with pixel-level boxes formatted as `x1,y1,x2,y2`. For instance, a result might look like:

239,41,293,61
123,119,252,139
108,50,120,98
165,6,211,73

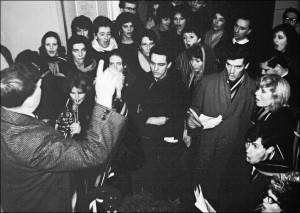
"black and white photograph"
1,1,299,212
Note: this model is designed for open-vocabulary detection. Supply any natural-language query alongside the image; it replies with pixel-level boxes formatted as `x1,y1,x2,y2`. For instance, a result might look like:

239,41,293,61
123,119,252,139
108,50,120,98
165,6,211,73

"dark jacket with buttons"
1,104,126,212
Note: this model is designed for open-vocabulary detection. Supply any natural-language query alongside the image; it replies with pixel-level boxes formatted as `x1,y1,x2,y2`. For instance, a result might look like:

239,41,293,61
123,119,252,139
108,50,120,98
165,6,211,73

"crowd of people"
1,0,300,212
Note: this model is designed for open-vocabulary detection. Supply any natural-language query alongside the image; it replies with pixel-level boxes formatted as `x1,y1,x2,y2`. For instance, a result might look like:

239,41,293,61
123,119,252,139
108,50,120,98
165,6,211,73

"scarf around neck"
76,59,97,73
138,50,151,72
92,37,118,52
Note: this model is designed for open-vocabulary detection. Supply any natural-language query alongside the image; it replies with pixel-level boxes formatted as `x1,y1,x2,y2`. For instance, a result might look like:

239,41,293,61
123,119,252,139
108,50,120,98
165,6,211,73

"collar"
281,70,289,78
1,107,40,126
76,58,97,73
138,50,151,72
232,37,249,44
92,37,118,52
251,166,256,175
150,73,170,86
227,72,245,88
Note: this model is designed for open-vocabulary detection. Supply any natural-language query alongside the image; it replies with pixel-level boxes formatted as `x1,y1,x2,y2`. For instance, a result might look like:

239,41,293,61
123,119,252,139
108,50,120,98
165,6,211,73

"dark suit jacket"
132,73,188,141
1,104,126,212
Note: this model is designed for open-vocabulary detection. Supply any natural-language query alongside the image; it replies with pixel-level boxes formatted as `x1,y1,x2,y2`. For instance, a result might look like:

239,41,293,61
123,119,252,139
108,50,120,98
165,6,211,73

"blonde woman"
251,74,295,168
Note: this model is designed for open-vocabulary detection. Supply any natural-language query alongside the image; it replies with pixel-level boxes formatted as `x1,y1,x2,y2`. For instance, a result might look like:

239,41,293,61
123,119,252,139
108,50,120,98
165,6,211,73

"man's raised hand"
94,60,118,109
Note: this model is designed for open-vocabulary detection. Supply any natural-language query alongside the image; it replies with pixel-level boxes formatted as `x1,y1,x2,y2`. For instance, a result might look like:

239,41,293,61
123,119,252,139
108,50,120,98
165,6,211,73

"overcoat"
189,70,256,203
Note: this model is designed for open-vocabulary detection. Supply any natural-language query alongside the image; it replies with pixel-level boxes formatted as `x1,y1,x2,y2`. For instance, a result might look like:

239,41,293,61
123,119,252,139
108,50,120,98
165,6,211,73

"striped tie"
229,74,245,101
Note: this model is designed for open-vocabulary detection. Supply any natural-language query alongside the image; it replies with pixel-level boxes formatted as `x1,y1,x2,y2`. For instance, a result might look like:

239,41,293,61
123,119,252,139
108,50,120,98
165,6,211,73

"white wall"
273,0,299,32
1,1,67,60
4,0,296,61
62,1,113,40
0,1,126,60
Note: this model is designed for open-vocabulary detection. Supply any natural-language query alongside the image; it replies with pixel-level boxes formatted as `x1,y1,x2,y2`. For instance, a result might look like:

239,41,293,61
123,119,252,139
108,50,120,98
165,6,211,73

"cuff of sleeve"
93,103,126,122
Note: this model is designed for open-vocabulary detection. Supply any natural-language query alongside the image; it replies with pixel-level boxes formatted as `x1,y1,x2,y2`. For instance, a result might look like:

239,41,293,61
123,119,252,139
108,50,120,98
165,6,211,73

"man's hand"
200,114,222,129
146,116,169,125
194,184,216,212
187,114,202,129
95,60,120,109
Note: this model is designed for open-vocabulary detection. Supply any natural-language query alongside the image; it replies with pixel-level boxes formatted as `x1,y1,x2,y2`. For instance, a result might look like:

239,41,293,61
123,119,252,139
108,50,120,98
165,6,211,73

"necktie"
229,74,245,101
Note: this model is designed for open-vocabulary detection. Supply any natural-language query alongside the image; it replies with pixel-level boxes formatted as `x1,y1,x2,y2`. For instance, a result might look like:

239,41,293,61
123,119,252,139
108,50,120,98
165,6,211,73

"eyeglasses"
284,17,297,23
266,195,280,205
263,192,280,205
124,7,136,12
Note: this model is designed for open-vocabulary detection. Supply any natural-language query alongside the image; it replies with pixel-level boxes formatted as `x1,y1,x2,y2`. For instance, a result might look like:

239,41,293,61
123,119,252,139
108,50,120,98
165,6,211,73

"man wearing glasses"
119,0,143,37
282,7,299,34
261,171,299,212
119,0,137,15
193,171,299,212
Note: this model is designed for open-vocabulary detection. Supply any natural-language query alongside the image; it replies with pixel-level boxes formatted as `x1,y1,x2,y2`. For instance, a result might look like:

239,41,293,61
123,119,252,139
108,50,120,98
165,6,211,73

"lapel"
219,71,232,118
222,72,252,119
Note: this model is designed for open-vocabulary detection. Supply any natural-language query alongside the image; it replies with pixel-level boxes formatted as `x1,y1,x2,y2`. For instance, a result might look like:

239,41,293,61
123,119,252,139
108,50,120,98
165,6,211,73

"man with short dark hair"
232,15,252,45
187,44,256,211
119,0,139,15
1,61,127,212
282,7,299,33
131,44,188,201
245,124,291,175
244,123,293,211
232,15,259,79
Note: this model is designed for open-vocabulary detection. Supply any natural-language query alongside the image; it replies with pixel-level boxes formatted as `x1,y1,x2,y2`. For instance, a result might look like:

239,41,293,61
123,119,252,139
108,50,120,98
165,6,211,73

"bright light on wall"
107,0,121,21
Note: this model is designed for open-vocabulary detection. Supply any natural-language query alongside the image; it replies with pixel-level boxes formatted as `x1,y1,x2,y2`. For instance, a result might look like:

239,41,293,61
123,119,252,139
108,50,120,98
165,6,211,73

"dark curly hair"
272,23,299,57
92,16,113,35
115,12,136,39
269,171,300,212
71,15,93,40
67,35,91,60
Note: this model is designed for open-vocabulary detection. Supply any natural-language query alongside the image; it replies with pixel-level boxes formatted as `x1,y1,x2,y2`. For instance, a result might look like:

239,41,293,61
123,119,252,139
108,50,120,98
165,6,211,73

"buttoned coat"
1,104,126,212
189,70,256,203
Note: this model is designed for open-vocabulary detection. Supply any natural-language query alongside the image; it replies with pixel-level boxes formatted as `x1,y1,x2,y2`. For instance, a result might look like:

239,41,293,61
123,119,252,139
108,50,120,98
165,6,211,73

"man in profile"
244,123,293,211
1,61,127,212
